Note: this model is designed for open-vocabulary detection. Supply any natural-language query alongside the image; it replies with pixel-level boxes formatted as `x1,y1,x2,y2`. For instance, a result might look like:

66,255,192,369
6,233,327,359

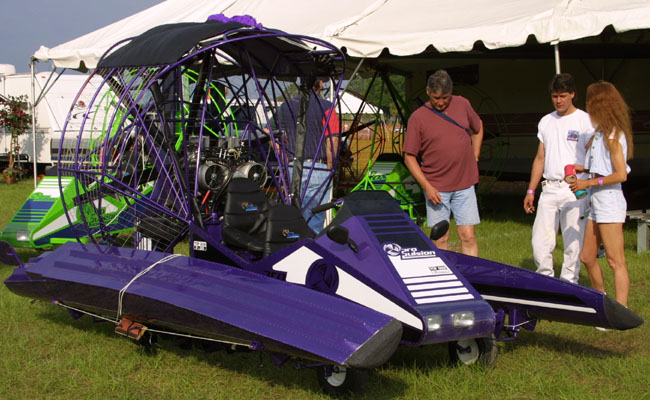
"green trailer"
351,153,425,224
1,175,144,248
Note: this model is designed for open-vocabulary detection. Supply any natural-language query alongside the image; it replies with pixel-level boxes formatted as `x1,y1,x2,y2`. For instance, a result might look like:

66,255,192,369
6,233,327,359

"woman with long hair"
570,81,633,307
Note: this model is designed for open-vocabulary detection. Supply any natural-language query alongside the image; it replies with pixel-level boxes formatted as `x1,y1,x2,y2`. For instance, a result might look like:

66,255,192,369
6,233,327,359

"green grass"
1,180,649,399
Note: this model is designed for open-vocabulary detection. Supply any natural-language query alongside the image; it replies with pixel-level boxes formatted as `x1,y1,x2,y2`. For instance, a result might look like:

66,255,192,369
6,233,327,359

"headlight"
426,315,442,332
16,231,30,242
452,311,475,328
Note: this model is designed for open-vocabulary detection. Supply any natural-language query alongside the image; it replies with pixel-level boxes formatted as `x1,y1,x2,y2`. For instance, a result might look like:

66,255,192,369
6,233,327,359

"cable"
53,300,250,347
117,253,181,318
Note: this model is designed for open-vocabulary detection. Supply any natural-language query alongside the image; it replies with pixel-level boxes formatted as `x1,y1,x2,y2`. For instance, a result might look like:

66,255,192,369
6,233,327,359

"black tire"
317,365,368,396
448,336,498,367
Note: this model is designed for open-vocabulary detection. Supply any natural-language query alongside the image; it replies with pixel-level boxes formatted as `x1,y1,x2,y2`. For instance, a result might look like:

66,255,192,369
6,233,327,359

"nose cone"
344,319,403,369
602,296,644,330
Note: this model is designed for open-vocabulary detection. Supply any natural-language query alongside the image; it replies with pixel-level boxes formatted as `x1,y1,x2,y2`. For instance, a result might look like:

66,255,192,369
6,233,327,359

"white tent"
326,0,650,57
25,0,650,184
32,0,650,70
340,92,383,116
32,0,386,70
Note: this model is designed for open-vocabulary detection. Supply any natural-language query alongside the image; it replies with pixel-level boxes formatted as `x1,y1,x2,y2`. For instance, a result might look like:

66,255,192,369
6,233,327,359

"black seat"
263,204,315,257
221,178,271,253
221,177,315,256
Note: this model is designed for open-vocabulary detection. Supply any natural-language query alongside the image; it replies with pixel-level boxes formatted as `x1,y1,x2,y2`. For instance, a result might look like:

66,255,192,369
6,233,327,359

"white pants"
532,180,588,283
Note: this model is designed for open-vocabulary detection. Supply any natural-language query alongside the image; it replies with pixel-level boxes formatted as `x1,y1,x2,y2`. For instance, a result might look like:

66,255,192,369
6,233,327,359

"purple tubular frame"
58,27,346,252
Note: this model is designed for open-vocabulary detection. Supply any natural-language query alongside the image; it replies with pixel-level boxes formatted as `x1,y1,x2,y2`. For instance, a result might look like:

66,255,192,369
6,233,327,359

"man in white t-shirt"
523,73,594,283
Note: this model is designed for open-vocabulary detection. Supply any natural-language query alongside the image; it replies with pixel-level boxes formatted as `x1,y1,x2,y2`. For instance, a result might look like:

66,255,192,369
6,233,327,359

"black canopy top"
99,21,246,68
98,20,340,78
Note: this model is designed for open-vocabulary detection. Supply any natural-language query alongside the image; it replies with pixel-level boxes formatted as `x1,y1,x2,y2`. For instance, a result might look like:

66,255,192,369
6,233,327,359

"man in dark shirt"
279,78,339,233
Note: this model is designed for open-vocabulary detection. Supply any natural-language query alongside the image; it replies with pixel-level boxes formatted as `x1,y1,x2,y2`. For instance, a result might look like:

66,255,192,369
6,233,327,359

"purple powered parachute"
3,18,642,395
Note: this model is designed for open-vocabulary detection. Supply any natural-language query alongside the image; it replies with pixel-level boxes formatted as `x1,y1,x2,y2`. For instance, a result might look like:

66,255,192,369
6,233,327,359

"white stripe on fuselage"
482,295,597,314
273,247,423,330
33,177,74,198
415,294,474,305
407,281,464,291
386,249,475,306
403,275,458,284
410,287,469,298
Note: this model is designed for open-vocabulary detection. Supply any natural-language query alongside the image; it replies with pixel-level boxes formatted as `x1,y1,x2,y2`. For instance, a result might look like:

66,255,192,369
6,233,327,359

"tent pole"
552,41,561,74
338,58,365,100
30,60,37,187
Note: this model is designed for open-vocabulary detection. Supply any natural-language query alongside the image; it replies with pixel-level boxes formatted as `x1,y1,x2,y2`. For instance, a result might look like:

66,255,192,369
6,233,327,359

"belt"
541,179,565,188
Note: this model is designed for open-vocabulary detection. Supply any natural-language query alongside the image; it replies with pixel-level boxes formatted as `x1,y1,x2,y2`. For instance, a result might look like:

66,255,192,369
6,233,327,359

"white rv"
0,65,99,170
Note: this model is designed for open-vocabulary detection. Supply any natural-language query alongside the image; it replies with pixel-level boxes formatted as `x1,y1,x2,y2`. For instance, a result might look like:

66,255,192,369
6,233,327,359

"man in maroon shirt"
403,70,484,256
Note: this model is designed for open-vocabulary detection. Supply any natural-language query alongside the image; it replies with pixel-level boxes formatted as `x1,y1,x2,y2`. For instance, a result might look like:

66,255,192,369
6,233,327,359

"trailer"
0,68,101,171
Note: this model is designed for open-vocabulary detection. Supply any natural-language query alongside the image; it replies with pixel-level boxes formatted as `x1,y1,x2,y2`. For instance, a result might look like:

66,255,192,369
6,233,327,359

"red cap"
564,164,576,178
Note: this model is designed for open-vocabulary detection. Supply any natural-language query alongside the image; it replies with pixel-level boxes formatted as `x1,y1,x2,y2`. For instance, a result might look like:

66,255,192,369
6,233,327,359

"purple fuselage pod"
4,241,402,369
261,190,496,345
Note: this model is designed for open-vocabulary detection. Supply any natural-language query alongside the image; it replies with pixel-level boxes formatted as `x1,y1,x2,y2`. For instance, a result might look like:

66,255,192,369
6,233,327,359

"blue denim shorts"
425,185,480,227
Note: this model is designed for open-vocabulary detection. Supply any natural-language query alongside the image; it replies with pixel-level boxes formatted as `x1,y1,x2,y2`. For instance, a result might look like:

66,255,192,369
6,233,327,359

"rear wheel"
316,365,368,395
448,336,498,367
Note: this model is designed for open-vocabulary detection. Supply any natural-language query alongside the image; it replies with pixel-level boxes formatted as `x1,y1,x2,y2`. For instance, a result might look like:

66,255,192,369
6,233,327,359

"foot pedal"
115,317,148,341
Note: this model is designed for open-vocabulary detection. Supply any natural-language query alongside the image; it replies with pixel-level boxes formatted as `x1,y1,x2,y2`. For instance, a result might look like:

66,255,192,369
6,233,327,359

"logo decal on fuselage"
383,243,436,259
383,243,402,256
400,247,437,259
382,242,473,304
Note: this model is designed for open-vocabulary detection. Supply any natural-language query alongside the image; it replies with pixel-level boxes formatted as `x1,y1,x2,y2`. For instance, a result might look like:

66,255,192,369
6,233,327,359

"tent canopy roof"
33,0,650,71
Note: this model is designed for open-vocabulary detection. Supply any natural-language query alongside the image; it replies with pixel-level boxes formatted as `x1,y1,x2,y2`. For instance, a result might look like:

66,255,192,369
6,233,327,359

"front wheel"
448,336,498,367
316,365,368,395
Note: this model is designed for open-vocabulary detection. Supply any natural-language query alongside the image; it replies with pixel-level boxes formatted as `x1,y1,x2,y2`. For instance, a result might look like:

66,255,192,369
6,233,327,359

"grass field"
1,179,648,399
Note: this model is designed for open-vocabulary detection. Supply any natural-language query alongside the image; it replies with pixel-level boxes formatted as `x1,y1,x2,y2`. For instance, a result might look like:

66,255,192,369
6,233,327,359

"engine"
190,135,268,213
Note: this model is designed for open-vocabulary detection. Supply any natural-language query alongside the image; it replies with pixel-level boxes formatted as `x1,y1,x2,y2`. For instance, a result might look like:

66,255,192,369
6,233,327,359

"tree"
344,73,405,118
0,94,32,181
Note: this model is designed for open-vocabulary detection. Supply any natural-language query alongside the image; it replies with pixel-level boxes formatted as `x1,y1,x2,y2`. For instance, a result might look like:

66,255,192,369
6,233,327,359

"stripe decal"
407,280,463,291
482,295,597,314
384,245,475,305
32,199,119,240
411,287,469,298
33,177,74,198
273,247,423,330
415,294,474,305
402,272,473,304
403,275,458,284
334,267,423,330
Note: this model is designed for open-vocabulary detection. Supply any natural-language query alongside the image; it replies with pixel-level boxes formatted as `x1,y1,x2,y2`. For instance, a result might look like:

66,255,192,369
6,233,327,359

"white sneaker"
595,327,610,331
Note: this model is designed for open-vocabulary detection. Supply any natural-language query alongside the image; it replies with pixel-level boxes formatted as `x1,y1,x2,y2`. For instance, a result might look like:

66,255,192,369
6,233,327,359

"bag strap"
423,103,471,135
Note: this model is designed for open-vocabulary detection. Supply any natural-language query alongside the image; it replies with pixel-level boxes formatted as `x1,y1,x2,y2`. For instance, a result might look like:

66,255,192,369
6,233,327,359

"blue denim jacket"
585,130,631,176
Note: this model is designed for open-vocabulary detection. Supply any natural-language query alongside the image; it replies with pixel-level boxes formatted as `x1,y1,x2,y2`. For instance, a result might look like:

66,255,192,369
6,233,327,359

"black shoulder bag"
423,104,472,136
